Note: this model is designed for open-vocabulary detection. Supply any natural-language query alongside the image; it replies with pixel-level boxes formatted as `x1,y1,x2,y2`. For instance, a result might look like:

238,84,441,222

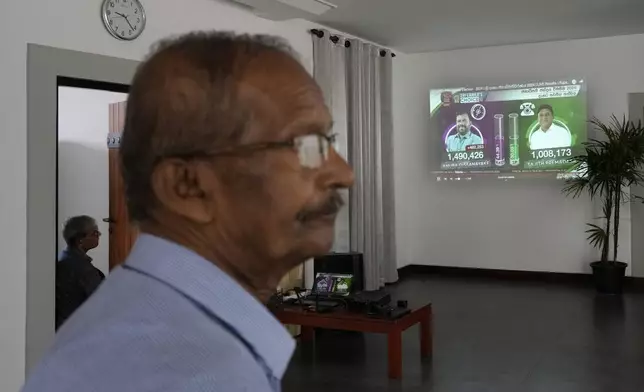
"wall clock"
102,0,146,41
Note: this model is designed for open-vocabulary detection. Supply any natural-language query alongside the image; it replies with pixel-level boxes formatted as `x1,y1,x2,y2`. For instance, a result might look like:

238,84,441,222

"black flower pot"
590,261,627,294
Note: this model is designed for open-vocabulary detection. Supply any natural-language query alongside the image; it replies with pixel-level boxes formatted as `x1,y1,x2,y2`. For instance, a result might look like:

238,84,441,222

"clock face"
102,0,146,41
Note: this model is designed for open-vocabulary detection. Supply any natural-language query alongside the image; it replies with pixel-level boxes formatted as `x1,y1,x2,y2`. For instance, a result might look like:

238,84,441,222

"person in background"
23,31,353,392
55,215,105,330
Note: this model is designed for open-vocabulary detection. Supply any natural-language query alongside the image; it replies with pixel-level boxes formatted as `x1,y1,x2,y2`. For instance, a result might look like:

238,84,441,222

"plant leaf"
585,223,608,251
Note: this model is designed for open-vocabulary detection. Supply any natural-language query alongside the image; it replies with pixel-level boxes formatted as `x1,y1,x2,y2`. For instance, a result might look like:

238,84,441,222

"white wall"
393,34,644,275
57,87,128,275
0,1,313,390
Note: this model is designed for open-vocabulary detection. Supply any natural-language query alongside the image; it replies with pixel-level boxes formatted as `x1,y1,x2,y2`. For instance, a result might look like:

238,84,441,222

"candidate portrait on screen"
446,112,483,152
529,104,572,150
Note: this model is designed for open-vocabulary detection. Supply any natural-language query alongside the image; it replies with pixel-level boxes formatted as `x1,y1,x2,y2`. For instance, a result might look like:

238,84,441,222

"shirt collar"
61,247,93,263
124,234,295,379
456,130,472,140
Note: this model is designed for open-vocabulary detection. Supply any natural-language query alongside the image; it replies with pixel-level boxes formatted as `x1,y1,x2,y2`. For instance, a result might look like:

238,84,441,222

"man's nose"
321,148,354,189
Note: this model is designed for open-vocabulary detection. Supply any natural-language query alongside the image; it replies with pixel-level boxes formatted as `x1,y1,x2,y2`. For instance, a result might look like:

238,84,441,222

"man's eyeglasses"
171,133,339,169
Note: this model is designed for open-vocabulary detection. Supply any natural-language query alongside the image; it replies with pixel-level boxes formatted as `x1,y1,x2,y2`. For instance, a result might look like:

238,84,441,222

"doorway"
57,78,128,275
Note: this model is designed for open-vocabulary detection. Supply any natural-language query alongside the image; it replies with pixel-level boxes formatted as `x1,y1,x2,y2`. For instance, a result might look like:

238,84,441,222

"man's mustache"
297,192,345,222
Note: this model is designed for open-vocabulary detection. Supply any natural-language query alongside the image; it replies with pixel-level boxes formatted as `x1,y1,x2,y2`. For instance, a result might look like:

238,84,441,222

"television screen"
313,273,353,296
429,79,588,181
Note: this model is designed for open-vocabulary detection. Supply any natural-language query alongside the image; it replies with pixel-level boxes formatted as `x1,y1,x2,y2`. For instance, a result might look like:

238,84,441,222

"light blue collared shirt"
446,130,483,152
23,234,295,392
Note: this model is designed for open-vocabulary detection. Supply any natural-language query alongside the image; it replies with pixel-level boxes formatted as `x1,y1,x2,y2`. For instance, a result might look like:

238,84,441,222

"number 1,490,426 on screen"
448,151,485,161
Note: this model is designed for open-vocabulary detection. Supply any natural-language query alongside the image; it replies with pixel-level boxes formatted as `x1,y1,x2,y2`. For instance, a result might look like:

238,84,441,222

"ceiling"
308,0,644,52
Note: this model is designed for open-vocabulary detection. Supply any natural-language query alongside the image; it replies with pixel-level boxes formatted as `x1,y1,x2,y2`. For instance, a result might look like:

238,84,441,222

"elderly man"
56,215,104,330
23,32,353,392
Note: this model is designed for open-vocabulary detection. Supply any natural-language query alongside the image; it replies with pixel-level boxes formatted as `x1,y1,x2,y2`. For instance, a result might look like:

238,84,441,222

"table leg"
387,330,403,379
300,326,315,342
420,308,432,358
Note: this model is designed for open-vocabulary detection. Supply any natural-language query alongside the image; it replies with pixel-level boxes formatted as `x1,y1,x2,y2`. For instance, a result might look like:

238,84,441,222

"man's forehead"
239,53,330,136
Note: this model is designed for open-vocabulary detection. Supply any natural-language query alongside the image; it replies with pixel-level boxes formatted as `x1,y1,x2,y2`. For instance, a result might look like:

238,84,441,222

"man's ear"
150,159,217,224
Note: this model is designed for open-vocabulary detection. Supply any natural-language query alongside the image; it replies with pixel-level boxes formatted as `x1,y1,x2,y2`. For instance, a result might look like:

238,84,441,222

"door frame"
26,44,138,375
629,93,644,277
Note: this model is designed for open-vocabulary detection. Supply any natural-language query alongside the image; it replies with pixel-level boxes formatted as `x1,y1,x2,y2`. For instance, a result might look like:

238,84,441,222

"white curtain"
311,30,398,290
306,31,350,289
312,31,350,253
346,39,398,290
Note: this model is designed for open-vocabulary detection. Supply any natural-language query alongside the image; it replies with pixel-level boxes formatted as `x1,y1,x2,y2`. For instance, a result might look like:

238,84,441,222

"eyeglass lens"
295,134,333,169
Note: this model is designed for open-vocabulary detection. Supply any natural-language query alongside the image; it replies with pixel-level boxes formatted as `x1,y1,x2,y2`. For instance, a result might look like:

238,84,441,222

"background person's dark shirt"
56,248,105,329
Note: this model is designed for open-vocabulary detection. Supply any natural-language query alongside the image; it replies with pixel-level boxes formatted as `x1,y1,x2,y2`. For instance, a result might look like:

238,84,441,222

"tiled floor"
283,274,644,392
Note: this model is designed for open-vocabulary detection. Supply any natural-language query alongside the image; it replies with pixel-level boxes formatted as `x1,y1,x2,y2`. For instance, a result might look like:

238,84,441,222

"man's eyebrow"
287,119,334,136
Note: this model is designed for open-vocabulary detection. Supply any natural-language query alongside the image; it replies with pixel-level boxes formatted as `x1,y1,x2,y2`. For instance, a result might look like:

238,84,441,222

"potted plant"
563,115,644,294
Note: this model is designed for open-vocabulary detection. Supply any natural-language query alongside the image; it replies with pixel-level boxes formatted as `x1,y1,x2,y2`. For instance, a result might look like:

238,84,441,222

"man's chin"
299,218,337,255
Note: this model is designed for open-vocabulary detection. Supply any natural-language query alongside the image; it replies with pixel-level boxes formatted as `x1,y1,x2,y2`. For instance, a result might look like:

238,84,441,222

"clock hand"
123,15,135,31
115,12,127,18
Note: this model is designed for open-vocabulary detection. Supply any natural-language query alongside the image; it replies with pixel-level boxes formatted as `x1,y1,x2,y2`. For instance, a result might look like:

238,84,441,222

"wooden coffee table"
274,303,432,379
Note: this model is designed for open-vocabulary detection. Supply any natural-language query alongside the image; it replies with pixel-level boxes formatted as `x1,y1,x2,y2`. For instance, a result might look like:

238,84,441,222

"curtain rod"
309,29,396,58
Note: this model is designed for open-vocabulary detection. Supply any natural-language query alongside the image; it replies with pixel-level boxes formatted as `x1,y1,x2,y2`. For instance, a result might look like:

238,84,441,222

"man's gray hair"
120,31,300,222
62,215,96,247
149,31,299,63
